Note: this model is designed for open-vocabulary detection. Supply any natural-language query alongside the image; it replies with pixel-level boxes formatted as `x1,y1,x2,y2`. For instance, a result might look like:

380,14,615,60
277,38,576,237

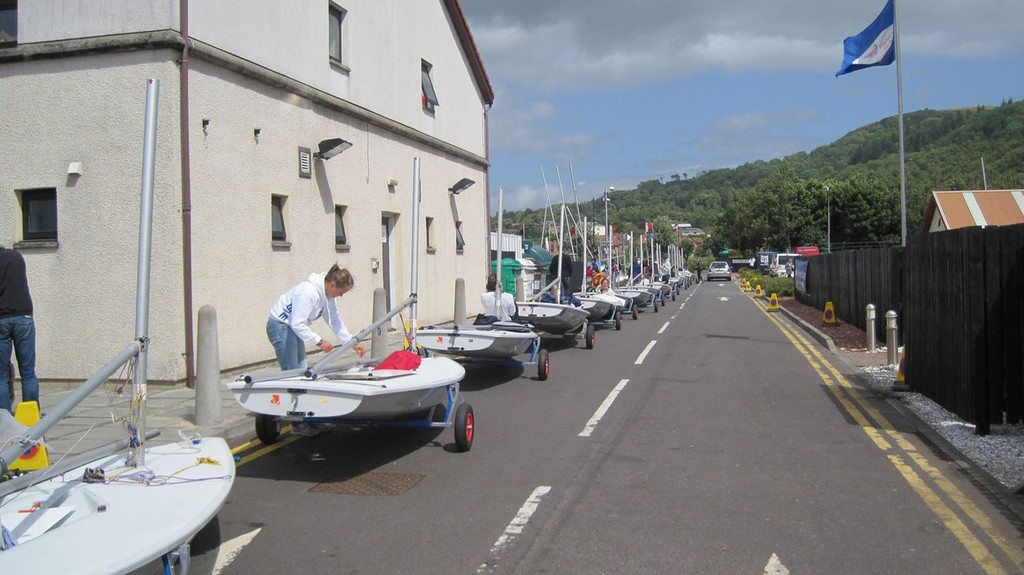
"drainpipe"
179,0,197,388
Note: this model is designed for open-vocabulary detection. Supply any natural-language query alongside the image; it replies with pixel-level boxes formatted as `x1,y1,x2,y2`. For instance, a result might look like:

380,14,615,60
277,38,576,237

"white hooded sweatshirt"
269,272,355,344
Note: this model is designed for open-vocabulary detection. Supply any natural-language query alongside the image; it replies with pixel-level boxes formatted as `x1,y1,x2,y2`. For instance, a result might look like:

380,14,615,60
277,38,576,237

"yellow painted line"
756,302,1023,573
231,430,302,467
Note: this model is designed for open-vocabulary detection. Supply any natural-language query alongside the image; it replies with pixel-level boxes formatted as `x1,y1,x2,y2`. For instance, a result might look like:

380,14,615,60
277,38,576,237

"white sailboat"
227,158,476,451
0,80,235,574
417,188,550,380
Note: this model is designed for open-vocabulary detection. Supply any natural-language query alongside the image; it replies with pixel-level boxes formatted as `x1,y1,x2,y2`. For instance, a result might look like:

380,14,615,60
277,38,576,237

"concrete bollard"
885,310,899,366
454,278,467,325
195,305,223,426
866,304,876,353
371,288,387,357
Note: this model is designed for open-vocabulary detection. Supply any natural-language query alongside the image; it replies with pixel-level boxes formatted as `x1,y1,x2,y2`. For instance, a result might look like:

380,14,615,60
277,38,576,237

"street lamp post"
825,185,831,254
605,186,614,268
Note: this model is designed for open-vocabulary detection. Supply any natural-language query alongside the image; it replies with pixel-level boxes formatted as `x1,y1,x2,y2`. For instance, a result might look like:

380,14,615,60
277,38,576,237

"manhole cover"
310,471,425,496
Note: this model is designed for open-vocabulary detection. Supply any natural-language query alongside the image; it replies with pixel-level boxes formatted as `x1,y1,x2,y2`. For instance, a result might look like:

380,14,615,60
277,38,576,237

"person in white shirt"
479,274,517,322
267,264,365,435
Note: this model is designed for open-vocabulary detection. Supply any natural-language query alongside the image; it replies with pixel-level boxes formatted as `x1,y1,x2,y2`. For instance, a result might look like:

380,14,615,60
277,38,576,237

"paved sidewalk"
30,332,409,459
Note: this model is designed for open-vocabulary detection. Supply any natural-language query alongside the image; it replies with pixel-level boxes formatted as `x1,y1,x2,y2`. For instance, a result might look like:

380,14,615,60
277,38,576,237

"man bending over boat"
267,264,365,436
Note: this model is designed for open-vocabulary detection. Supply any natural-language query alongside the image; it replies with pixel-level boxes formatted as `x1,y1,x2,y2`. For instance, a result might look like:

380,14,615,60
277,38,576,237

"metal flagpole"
895,0,907,246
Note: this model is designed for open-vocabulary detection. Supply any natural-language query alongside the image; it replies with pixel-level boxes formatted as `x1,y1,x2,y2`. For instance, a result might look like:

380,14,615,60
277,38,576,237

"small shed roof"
923,189,1024,232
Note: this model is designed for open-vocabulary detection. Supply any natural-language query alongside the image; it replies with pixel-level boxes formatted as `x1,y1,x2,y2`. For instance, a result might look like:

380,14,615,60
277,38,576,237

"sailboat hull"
0,438,235,574
226,356,465,420
515,301,589,334
417,324,537,359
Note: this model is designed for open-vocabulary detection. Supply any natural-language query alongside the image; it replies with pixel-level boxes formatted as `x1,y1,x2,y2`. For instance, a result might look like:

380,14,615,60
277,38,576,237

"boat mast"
129,78,160,467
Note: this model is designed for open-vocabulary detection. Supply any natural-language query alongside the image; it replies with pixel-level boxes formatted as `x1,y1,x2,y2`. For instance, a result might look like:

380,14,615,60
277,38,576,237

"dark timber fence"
795,223,1024,435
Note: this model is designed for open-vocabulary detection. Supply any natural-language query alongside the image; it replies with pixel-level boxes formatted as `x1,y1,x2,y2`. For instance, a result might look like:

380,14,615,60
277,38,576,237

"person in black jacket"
1,248,39,413
548,241,574,298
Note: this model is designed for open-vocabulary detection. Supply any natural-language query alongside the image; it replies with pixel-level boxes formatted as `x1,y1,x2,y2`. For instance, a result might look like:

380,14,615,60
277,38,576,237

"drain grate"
310,471,425,496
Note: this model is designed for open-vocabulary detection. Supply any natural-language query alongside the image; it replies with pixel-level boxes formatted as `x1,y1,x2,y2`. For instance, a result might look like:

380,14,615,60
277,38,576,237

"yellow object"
822,301,839,326
767,293,780,312
10,400,50,471
895,349,906,383
743,280,752,292
754,285,763,298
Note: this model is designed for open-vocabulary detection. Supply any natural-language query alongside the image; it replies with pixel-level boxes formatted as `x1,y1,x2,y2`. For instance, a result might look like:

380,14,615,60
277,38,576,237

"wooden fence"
795,223,1024,434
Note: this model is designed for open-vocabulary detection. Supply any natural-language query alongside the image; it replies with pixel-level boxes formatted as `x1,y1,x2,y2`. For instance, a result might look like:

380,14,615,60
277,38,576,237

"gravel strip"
856,359,1024,491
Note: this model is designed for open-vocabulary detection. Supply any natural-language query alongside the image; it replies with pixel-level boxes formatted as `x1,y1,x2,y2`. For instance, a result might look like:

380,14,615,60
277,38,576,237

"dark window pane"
335,207,347,245
23,189,57,240
271,197,286,241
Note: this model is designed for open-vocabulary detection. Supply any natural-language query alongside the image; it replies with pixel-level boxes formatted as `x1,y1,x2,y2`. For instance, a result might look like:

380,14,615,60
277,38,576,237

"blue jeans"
0,315,39,413
266,317,307,371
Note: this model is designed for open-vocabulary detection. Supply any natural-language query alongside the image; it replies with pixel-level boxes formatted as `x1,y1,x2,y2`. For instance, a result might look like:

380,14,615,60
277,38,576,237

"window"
328,4,346,65
455,220,465,252
335,205,349,249
0,1,16,47
271,195,287,242
425,216,436,252
20,188,57,241
421,60,438,113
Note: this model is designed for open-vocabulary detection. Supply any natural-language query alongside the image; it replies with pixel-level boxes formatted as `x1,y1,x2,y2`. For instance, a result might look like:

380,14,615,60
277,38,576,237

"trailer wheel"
653,300,659,313
631,306,638,320
615,316,622,330
454,403,474,452
255,414,280,444
537,349,550,380
584,324,596,349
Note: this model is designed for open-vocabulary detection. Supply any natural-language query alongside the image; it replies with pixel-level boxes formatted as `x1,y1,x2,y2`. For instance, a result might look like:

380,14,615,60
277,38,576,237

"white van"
771,253,799,277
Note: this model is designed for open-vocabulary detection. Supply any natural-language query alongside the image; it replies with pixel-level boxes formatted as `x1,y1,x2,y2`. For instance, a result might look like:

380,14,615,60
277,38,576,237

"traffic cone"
822,301,839,327
895,349,906,383
754,285,763,298
743,280,752,292
9,400,50,471
767,293,780,312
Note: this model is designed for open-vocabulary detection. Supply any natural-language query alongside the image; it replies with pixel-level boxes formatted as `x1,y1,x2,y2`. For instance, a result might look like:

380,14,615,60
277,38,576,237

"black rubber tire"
454,403,474,452
615,316,622,330
653,300,659,313
255,414,280,444
585,324,596,349
537,349,550,380
632,306,638,320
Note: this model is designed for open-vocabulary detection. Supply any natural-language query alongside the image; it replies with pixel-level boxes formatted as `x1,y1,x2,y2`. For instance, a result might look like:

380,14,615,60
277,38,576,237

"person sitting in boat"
267,264,365,436
599,277,632,315
476,274,518,325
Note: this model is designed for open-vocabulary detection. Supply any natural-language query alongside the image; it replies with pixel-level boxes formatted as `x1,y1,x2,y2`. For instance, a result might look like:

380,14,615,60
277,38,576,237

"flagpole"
895,0,907,246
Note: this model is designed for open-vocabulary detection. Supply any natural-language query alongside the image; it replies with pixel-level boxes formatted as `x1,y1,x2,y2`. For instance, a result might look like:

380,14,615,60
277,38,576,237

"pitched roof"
923,190,1024,232
445,0,495,106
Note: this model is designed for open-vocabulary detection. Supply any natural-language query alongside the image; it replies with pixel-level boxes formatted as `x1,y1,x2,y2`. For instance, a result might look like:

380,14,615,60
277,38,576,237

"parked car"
706,260,732,281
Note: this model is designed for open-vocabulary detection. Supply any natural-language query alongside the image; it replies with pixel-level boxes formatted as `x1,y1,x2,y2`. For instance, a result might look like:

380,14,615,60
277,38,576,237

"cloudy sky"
458,0,1024,211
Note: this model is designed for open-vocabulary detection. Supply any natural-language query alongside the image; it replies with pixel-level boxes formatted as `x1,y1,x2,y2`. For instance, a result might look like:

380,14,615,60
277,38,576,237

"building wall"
1,0,490,384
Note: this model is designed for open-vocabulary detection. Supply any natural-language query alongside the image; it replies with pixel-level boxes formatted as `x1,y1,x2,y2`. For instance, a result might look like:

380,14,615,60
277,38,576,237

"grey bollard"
885,310,899,366
195,305,223,426
371,288,387,358
866,304,876,353
515,276,524,302
454,278,467,325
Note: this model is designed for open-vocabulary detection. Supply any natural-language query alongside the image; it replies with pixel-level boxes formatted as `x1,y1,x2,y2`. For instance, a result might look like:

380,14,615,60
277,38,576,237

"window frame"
335,204,350,251
328,3,347,68
425,216,436,253
271,194,288,245
19,188,57,242
421,60,439,113
0,0,16,48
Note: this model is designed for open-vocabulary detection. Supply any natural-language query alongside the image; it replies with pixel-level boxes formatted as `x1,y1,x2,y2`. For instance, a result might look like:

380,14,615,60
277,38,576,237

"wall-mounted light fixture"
201,118,210,134
449,177,475,195
67,161,84,176
313,138,353,160
387,178,398,187
253,127,261,141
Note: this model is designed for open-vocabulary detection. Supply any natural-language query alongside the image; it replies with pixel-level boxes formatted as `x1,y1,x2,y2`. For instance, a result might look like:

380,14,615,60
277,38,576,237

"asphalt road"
186,281,1023,575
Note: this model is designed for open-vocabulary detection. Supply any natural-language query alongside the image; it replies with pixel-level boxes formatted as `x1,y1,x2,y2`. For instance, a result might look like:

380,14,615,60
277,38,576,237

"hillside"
498,99,1024,252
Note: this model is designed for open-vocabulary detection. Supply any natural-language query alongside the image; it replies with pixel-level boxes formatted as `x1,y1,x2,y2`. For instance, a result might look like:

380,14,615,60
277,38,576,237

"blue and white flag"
835,0,895,77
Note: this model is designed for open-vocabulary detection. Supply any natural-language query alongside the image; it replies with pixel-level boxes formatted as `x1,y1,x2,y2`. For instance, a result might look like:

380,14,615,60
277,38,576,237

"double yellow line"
755,299,1024,574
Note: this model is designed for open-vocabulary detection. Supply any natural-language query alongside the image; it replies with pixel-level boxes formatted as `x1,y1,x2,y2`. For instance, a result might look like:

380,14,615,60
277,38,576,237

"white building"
0,0,494,385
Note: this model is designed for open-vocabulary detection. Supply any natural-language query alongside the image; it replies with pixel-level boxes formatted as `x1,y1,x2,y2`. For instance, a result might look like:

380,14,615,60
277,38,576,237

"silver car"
706,261,732,281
